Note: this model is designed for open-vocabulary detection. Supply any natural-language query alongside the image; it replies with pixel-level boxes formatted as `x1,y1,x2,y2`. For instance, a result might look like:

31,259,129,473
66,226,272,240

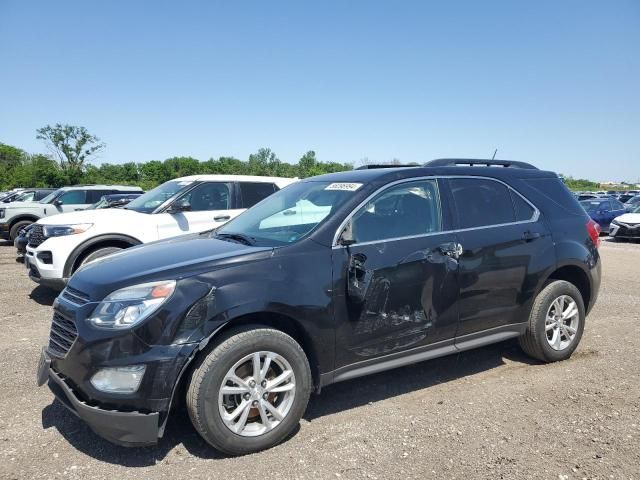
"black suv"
37,159,601,455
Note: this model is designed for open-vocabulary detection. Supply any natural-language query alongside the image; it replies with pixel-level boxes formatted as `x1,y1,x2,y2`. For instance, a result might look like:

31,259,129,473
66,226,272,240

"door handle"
214,215,231,222
438,242,463,259
522,231,541,241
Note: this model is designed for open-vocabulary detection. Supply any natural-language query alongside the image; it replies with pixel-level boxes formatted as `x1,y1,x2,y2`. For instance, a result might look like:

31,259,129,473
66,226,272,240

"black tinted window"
240,182,278,208
352,180,441,243
450,178,515,228
59,190,87,205
510,190,535,221
87,190,112,204
181,182,230,211
524,177,585,216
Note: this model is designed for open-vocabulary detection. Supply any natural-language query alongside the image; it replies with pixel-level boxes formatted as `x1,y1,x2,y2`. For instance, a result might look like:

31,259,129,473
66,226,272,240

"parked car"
25,175,295,289
0,185,143,242
579,198,626,233
13,223,33,256
609,205,640,241
1,188,55,203
624,195,640,212
37,159,601,455
14,194,142,256
577,193,598,201
618,193,635,203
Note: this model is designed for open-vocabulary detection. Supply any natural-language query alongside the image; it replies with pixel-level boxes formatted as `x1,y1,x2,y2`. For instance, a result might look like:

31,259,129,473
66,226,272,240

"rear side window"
87,190,113,203
240,182,278,208
450,178,515,228
510,190,535,221
523,177,585,216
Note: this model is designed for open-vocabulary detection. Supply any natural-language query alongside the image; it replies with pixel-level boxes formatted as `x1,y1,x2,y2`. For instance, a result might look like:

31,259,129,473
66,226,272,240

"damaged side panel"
332,233,460,369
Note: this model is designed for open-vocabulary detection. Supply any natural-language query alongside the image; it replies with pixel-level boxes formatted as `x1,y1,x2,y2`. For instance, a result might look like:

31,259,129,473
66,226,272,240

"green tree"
36,124,106,174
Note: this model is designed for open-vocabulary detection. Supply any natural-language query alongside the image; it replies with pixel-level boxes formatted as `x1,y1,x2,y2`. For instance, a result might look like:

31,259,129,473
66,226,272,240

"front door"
333,179,460,369
55,190,92,213
156,181,243,239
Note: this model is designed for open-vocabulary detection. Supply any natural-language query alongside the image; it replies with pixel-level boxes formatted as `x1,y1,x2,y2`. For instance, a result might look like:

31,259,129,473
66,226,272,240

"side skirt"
319,323,527,388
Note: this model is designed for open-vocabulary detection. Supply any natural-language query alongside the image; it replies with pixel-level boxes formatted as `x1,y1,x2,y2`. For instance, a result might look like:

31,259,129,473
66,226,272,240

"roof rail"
424,158,538,170
355,164,418,170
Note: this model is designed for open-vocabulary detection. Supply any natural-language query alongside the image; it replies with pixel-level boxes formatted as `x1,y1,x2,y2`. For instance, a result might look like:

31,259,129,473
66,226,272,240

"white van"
25,175,296,289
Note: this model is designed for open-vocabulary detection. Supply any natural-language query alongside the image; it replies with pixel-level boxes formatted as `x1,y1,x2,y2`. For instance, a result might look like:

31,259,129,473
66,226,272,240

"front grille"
61,286,91,306
48,312,78,357
28,224,45,247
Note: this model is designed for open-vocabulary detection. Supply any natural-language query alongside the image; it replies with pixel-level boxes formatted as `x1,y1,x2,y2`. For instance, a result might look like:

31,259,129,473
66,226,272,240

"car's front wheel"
519,280,586,362
186,326,312,455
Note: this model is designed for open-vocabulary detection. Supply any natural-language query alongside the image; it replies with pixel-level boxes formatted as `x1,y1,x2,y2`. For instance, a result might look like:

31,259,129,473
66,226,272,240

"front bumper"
609,222,640,239
24,252,67,290
47,367,160,446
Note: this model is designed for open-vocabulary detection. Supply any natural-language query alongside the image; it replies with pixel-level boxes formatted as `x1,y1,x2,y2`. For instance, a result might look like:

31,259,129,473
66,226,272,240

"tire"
519,280,586,362
9,221,33,242
186,326,312,455
78,246,123,269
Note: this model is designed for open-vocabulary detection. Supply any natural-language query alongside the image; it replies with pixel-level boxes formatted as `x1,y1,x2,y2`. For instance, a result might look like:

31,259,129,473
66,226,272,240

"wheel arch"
8,214,40,228
63,234,143,277
543,264,592,313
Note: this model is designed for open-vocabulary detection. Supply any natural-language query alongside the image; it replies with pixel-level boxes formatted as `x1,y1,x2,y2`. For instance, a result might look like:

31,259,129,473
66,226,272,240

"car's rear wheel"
186,327,312,455
9,220,32,242
519,280,585,362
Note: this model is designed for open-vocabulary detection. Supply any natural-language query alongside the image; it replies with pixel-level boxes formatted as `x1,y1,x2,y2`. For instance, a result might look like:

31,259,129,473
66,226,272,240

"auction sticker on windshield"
325,183,363,191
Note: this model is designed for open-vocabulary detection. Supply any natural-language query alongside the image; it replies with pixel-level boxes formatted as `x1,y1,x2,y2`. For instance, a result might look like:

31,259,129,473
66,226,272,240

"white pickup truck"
25,174,296,289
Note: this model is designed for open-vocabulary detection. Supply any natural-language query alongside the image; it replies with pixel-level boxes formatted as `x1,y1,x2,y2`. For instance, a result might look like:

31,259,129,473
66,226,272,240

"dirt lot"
0,240,638,480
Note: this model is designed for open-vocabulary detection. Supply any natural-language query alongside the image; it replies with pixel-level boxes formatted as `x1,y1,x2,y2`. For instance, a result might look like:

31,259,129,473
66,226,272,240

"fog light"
90,365,146,393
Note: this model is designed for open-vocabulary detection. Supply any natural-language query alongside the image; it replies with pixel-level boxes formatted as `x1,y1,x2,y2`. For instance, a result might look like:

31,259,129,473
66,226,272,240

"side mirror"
338,221,356,246
54,199,63,206
168,198,191,213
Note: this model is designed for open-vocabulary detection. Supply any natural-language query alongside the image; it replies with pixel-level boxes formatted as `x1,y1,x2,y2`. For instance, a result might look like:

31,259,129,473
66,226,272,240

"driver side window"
351,180,442,244
181,182,231,211
58,190,87,205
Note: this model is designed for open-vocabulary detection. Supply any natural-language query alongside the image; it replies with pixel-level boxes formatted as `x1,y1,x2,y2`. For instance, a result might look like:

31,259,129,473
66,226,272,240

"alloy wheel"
545,295,580,351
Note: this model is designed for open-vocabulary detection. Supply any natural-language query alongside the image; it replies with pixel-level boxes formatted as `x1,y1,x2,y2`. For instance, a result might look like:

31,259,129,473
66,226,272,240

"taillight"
586,218,601,248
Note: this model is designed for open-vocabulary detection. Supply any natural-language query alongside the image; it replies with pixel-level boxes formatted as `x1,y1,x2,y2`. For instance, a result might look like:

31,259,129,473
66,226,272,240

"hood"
2,201,43,210
37,207,143,225
614,212,640,224
68,233,272,299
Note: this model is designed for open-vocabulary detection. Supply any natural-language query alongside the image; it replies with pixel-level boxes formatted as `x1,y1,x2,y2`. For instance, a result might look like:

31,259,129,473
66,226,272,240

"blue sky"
1,1,638,181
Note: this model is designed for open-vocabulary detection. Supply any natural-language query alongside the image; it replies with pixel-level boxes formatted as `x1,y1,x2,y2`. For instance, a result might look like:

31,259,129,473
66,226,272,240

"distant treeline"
0,143,352,191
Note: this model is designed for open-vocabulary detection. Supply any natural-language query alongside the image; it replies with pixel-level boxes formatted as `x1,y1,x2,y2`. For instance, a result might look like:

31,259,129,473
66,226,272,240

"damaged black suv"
37,159,602,455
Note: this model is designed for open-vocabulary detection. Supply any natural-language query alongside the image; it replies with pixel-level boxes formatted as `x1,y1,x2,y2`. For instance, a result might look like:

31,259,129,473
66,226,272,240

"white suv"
25,175,296,289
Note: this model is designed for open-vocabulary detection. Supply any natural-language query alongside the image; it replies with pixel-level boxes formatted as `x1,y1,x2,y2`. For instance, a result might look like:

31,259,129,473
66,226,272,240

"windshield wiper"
215,232,256,246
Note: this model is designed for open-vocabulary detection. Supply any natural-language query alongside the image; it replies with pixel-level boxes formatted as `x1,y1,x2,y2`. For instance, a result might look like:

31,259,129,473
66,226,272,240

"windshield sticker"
325,182,363,192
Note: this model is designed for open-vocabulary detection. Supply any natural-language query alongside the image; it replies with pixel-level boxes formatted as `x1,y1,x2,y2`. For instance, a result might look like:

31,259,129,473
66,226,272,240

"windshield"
580,200,607,213
216,181,361,246
39,189,63,204
125,180,193,213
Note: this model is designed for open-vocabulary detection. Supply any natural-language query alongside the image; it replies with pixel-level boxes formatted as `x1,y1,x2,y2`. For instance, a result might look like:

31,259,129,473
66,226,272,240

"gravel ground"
0,239,638,480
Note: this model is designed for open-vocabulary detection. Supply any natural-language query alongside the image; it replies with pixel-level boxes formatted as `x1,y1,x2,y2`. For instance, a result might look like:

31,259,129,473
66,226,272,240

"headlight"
88,280,176,329
43,223,93,237
611,219,620,226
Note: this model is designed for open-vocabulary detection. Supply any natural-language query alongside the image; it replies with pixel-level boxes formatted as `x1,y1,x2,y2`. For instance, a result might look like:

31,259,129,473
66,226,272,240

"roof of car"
60,184,143,191
171,175,297,187
303,162,558,184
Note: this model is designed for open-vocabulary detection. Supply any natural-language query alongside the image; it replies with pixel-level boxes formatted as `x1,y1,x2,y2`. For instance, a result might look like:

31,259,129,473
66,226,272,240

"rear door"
446,177,553,338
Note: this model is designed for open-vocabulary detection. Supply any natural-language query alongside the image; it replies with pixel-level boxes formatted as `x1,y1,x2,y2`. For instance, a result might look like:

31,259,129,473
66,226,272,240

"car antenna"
491,148,498,160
